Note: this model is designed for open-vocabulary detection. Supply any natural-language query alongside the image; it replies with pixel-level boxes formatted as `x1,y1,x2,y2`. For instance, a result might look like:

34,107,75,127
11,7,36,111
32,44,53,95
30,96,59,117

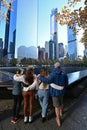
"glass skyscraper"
68,25,84,61
4,4,11,57
8,1,17,59
50,8,58,59
5,0,38,60
67,26,77,61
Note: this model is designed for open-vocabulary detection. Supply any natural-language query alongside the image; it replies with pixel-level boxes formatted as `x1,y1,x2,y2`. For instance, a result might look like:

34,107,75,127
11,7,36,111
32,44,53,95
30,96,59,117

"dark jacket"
12,80,23,95
39,68,68,96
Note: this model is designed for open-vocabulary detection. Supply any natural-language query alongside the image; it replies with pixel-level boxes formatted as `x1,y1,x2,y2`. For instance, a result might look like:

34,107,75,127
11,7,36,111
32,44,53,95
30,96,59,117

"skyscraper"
50,8,58,59
38,46,45,60
8,1,17,59
4,3,11,57
67,26,77,61
58,43,64,58
0,38,3,65
49,40,54,60
45,41,49,59
4,0,38,61
68,25,84,61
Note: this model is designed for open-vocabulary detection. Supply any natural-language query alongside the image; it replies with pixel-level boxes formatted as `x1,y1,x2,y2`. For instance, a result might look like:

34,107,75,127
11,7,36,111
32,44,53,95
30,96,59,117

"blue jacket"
12,80,23,95
39,68,68,96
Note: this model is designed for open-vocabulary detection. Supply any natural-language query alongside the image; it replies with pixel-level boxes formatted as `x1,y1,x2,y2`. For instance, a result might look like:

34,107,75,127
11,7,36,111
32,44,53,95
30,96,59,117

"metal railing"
0,69,87,89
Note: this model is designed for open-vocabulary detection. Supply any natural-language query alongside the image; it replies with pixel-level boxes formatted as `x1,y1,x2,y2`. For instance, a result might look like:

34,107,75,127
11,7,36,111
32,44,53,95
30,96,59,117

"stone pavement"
0,85,87,130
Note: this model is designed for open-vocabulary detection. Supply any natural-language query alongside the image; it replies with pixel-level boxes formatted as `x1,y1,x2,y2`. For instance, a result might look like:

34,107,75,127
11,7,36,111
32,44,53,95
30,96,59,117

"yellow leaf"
62,8,65,13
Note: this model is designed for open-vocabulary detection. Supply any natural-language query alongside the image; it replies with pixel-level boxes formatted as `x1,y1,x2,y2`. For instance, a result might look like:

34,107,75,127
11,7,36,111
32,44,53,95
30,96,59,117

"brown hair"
40,67,48,77
24,68,34,85
16,68,23,75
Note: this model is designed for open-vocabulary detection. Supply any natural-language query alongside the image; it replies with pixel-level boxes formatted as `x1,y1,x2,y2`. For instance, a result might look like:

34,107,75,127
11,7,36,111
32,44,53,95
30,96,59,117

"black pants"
13,95,23,118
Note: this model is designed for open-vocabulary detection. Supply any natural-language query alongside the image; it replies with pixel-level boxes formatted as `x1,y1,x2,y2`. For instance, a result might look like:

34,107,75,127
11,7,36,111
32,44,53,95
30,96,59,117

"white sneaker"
29,116,33,123
24,116,28,123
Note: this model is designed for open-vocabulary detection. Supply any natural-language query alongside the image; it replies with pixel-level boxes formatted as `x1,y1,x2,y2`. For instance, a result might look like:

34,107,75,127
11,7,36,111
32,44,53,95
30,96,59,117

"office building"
45,41,49,59
4,0,38,61
4,3,11,57
68,25,84,61
58,43,64,59
0,38,3,65
18,46,37,60
38,46,45,60
49,40,54,60
67,25,77,61
50,8,58,59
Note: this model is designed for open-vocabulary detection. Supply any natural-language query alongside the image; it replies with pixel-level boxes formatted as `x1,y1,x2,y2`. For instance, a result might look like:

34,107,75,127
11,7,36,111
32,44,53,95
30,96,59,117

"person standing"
37,67,49,122
39,62,68,127
11,68,23,124
14,66,36,123
25,67,64,123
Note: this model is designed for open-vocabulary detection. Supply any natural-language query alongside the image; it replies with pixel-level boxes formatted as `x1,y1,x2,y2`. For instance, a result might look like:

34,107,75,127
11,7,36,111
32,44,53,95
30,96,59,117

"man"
39,62,68,127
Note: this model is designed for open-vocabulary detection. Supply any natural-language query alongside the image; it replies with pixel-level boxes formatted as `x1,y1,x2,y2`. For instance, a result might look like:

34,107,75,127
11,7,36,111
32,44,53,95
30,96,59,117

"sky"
38,0,68,47
38,0,85,47
0,0,85,49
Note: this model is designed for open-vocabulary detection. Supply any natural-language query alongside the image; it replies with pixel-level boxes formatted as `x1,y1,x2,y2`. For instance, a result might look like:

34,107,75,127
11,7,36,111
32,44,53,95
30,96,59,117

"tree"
10,58,17,66
81,28,87,47
56,0,87,45
0,0,14,21
56,0,86,28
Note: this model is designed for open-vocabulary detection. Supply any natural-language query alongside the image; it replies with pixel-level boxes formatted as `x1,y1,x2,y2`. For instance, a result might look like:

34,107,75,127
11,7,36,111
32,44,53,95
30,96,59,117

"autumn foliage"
56,0,87,29
0,0,14,21
56,0,87,45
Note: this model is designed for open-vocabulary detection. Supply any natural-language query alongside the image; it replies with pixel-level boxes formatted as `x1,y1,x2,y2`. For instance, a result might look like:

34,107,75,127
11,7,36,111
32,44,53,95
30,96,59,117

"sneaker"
15,117,20,122
24,116,28,123
29,116,33,123
11,118,17,124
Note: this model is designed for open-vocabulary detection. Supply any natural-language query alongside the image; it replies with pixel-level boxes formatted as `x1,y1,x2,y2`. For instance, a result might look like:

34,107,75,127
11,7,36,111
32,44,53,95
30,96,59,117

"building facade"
45,41,49,59
4,3,11,57
8,1,17,60
49,40,54,60
4,0,38,62
0,38,3,66
67,26,77,61
68,25,84,61
58,42,64,59
38,46,45,60
50,8,58,59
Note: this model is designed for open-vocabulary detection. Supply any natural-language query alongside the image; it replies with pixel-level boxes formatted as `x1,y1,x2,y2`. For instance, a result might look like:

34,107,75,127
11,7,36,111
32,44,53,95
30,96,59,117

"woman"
14,66,36,123
11,68,23,124
25,67,64,123
37,67,49,122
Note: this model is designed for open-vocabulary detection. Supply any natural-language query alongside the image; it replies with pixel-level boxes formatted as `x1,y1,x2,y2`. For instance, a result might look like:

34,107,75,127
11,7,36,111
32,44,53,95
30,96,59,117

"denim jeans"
13,95,23,118
37,89,49,117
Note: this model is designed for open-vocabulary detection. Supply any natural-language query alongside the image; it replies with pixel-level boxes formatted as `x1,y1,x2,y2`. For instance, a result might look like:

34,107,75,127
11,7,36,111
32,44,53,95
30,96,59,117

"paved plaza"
0,85,87,130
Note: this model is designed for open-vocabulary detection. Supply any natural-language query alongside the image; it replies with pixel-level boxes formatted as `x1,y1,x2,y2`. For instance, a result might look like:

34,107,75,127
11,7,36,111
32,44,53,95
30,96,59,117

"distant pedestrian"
39,62,68,127
11,68,23,124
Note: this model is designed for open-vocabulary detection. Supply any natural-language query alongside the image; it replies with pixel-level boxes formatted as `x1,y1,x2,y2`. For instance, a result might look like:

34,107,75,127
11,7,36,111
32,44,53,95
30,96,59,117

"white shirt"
14,75,64,91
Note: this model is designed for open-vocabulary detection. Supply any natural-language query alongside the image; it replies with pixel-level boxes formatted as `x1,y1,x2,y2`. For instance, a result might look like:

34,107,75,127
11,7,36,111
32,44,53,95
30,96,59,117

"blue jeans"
37,89,49,117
